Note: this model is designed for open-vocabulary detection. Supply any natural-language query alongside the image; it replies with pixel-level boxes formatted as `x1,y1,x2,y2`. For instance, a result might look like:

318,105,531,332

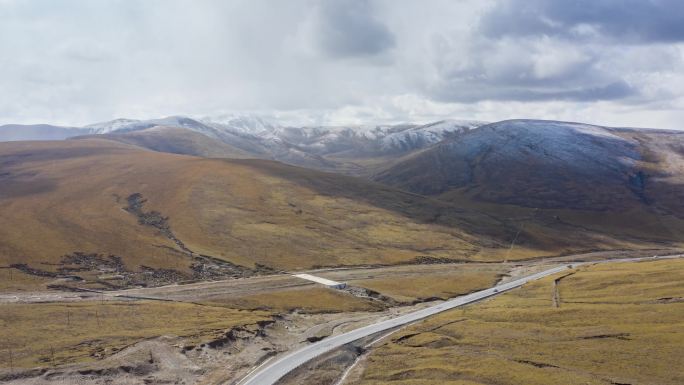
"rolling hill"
3,120,684,291
0,138,510,289
73,126,255,159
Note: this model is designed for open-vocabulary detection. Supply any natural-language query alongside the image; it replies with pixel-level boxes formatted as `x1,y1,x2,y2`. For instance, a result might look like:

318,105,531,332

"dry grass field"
0,139,502,284
1,139,681,292
355,259,684,385
0,269,51,292
206,286,385,313
0,300,270,369
320,264,509,303
352,272,502,303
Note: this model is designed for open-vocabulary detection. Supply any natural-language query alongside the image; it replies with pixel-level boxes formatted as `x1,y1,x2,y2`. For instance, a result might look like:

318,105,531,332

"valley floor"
0,260,513,384
1,251,681,384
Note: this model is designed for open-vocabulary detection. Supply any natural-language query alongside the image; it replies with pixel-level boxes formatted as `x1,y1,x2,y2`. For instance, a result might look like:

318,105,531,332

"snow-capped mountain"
86,116,216,135
374,119,649,209
85,118,146,134
2,113,489,173
86,114,488,164
200,113,280,137
380,120,485,152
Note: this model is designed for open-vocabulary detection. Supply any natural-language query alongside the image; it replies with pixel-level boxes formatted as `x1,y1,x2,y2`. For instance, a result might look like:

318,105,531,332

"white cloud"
1,0,683,129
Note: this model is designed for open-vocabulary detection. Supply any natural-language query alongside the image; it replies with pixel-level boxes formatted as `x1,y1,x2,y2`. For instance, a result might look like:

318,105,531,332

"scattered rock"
580,333,631,341
411,256,461,264
514,359,560,369
9,263,61,278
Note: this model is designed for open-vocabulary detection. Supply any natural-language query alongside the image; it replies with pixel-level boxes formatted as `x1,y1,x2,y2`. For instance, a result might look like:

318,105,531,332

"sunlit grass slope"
0,300,269,368
323,264,508,303
0,139,504,278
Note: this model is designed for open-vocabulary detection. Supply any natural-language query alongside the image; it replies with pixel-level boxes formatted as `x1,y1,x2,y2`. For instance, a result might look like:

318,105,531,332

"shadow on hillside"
234,158,684,252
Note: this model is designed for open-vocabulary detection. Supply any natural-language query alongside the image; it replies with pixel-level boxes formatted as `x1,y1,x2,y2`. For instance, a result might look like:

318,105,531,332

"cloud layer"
1,0,683,129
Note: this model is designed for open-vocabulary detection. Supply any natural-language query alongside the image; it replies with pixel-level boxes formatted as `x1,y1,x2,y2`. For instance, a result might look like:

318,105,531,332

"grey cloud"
433,79,635,103
0,0,683,129
312,0,395,58
413,0,684,104
480,0,684,43
423,31,638,104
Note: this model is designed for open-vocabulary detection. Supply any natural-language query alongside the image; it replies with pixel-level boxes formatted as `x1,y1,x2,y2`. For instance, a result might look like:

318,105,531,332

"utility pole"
8,348,13,374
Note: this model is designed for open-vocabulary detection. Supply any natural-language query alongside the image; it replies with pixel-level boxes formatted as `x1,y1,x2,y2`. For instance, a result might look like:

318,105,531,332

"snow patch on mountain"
381,119,485,151
200,114,280,137
78,114,490,165
84,114,489,153
449,119,640,170
86,119,147,134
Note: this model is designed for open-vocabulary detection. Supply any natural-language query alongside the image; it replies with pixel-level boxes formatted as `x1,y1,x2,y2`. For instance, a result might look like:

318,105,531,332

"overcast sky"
2,0,684,128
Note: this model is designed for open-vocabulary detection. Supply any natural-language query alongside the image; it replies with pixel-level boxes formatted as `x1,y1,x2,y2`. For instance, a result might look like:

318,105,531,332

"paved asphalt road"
237,255,681,385
238,263,575,385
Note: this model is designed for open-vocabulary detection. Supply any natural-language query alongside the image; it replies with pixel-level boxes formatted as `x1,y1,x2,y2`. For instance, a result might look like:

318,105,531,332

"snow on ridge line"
484,119,632,142
85,118,143,134
379,119,488,149
84,114,489,137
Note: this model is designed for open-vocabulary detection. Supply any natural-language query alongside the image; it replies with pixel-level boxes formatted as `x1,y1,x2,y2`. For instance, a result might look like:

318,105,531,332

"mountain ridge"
2,114,489,173
374,119,684,213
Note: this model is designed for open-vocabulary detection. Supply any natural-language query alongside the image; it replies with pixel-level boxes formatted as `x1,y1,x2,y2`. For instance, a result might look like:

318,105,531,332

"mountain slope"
1,115,489,175
86,116,214,135
0,124,87,141
0,139,513,289
77,115,488,173
73,126,255,159
375,119,684,211
1,137,682,290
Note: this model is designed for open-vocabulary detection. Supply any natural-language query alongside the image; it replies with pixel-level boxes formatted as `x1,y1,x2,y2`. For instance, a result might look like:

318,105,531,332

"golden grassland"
1,139,681,288
0,269,51,291
356,259,684,385
0,139,496,278
336,265,508,303
206,286,385,313
0,300,270,369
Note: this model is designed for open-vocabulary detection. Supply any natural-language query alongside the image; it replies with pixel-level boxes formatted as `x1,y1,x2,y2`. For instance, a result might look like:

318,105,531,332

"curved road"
237,263,577,385
237,255,681,385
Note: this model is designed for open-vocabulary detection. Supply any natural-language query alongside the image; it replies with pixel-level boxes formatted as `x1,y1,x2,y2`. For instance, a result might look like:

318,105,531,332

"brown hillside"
1,139,681,290
0,139,498,286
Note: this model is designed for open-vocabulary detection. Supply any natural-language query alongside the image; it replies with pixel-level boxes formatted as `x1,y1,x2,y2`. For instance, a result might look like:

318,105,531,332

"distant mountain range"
4,115,684,214
2,115,684,284
0,115,485,173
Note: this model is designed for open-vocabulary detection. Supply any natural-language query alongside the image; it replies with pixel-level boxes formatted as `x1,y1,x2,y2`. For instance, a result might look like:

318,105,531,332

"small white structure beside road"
293,273,347,289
